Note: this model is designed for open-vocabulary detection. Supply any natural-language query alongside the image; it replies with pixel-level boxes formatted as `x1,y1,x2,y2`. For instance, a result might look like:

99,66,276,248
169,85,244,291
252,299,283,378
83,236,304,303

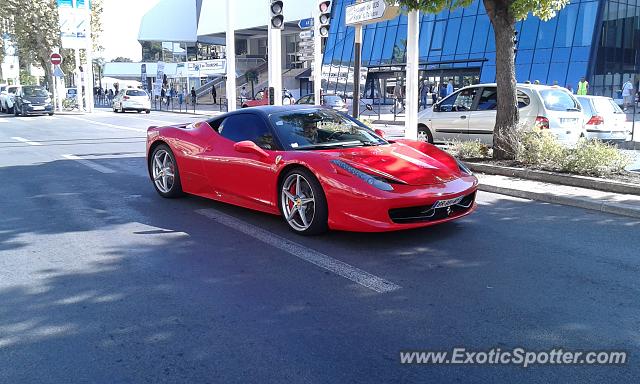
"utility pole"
268,1,284,106
404,10,419,140
313,4,322,105
226,0,237,111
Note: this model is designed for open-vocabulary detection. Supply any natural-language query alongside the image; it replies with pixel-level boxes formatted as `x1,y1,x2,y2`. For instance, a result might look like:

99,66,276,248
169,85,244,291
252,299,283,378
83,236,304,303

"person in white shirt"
622,79,634,111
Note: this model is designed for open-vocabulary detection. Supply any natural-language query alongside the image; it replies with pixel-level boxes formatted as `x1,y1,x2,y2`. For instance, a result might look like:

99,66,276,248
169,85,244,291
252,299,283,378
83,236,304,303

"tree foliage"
396,0,569,159
0,0,103,88
112,57,134,63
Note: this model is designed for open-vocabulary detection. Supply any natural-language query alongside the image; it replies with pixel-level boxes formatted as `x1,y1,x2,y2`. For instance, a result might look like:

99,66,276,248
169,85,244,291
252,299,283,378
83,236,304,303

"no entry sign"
50,53,63,66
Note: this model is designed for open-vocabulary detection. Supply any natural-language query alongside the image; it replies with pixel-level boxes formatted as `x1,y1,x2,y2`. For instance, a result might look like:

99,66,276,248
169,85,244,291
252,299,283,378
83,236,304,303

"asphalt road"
1,109,639,383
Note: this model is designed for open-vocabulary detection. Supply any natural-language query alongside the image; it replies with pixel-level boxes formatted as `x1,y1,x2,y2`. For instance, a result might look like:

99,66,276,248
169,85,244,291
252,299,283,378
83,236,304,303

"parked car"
296,94,348,113
0,85,20,114
416,83,585,146
146,106,477,234
576,95,629,141
13,85,53,116
242,88,295,108
112,88,151,113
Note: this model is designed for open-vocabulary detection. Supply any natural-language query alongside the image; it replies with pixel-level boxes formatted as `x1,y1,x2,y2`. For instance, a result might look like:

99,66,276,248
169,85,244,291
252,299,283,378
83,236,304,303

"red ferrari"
147,106,478,234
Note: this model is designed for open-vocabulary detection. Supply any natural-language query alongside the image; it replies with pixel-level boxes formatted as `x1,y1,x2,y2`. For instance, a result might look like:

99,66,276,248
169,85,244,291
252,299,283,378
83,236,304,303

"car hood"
323,142,461,186
23,96,49,103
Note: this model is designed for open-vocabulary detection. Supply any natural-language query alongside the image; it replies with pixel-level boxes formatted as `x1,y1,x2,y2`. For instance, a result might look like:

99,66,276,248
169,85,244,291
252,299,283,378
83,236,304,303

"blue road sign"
298,18,314,29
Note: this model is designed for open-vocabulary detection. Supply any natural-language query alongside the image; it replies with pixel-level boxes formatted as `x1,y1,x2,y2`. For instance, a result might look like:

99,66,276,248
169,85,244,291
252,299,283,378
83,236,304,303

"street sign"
298,17,314,29
298,55,314,61
299,30,313,39
345,0,399,26
298,40,314,48
53,65,65,77
50,53,63,65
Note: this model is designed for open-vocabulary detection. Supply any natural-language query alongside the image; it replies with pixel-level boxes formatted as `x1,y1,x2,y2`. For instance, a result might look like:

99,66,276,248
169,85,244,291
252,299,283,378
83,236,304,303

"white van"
417,83,585,146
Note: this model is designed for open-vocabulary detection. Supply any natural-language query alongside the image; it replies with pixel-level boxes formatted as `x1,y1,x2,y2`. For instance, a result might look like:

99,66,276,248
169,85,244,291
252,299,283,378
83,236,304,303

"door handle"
460,115,467,119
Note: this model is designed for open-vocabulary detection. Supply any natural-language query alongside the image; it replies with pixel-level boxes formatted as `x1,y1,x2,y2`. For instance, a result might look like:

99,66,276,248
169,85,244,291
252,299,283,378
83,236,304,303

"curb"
478,184,640,219
467,162,640,196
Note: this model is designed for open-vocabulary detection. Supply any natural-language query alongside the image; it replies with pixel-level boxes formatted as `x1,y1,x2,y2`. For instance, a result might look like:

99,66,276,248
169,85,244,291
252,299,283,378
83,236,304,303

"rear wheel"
418,124,434,144
279,168,328,235
149,144,183,198
146,109,150,114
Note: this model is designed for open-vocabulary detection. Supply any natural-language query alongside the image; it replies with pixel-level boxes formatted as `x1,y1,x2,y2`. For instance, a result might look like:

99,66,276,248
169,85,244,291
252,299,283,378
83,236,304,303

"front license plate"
32,106,44,110
433,196,464,209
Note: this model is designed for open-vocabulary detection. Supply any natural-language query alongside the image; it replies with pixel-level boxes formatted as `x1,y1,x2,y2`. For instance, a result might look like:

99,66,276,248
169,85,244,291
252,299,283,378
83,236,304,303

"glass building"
322,0,640,103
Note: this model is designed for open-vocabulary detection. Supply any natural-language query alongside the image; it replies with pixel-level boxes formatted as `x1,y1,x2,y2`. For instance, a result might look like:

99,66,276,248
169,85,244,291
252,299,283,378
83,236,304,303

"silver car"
417,83,585,146
296,94,348,113
576,95,629,141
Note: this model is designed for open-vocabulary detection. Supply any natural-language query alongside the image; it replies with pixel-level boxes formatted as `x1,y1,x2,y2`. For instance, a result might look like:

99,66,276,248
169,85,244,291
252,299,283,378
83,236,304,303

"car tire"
279,168,328,235
146,110,150,114
119,105,125,113
48,112,54,116
14,106,18,116
418,124,434,144
149,144,184,198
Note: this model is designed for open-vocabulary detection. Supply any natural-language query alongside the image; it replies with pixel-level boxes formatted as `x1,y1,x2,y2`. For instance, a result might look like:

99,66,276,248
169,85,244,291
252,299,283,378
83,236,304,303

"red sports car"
146,106,478,234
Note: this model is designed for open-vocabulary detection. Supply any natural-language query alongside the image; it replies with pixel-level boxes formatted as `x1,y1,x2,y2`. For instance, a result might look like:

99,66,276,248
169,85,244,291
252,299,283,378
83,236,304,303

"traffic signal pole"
268,1,284,106
313,5,322,104
352,0,362,118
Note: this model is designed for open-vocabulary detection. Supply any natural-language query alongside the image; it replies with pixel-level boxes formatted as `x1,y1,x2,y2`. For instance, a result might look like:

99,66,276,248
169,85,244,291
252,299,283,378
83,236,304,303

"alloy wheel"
152,149,176,193
281,173,316,231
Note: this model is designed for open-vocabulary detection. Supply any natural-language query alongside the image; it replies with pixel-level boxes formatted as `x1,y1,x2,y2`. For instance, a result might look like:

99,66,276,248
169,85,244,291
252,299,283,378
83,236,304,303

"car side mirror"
374,128,386,139
365,103,373,111
233,140,269,157
433,103,440,112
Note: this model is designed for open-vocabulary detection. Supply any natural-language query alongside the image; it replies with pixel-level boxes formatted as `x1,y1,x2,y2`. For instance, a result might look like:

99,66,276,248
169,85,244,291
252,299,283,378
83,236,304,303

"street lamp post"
226,0,237,111
404,10,419,140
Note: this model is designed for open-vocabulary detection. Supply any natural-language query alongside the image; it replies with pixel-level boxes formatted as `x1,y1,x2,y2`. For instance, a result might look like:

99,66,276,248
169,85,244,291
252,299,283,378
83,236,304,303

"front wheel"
418,124,434,144
145,109,150,114
279,168,328,235
149,144,183,198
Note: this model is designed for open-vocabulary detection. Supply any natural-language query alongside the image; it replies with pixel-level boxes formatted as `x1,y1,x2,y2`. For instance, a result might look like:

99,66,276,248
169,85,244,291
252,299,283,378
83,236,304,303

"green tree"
397,0,568,159
112,57,134,63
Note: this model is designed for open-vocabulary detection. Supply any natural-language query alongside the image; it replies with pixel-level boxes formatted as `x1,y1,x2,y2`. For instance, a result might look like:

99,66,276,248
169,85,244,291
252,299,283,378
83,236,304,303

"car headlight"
456,159,473,175
331,159,394,191
45,98,51,103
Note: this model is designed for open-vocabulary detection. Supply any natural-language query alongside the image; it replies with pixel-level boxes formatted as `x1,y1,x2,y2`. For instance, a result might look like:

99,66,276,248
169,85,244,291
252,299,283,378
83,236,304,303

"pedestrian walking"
191,87,197,105
446,79,454,96
622,78,634,112
160,87,166,107
211,85,217,104
392,82,404,114
577,77,589,95
439,82,447,100
240,86,248,104
419,80,429,110
431,83,438,105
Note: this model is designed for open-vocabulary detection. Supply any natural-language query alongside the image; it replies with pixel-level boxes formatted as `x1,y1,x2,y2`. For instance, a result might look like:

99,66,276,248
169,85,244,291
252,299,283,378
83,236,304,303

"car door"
429,87,478,142
200,112,280,210
467,86,497,145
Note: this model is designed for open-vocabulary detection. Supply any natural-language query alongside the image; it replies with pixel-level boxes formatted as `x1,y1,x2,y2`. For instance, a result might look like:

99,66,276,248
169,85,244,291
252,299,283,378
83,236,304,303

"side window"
298,95,309,104
255,91,264,100
517,90,531,108
477,87,497,110
439,88,477,112
219,114,275,150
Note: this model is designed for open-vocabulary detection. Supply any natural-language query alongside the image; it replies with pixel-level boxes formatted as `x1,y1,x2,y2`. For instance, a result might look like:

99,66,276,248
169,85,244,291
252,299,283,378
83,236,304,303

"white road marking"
16,117,31,121
195,208,402,293
11,136,42,146
43,116,57,120
61,154,116,174
64,116,146,133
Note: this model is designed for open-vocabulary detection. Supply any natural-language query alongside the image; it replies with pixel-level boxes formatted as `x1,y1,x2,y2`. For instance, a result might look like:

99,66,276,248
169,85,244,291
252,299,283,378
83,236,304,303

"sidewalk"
477,173,640,219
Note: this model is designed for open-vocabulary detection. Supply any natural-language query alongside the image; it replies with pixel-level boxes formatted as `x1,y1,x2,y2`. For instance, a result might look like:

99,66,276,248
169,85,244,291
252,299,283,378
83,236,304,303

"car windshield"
323,95,343,104
23,87,48,97
593,97,624,114
269,108,386,150
67,89,77,94
540,89,580,111
126,90,147,96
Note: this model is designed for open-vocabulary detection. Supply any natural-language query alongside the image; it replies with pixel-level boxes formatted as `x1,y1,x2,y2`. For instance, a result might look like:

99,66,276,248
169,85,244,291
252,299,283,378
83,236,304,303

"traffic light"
513,30,518,53
318,1,332,37
270,1,284,29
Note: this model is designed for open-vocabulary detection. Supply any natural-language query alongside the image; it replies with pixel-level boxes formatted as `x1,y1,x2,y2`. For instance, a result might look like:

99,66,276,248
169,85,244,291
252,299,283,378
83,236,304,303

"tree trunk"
484,0,519,160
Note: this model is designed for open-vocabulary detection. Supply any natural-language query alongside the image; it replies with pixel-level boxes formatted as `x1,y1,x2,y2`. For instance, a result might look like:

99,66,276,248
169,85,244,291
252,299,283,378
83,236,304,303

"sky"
99,0,160,61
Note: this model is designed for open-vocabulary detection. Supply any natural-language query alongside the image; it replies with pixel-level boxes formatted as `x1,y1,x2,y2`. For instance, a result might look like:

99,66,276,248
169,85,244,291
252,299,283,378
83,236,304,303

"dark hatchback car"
14,85,54,116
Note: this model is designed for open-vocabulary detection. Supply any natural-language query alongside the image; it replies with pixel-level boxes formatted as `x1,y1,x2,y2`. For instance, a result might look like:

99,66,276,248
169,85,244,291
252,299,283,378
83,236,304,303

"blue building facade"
322,0,639,102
